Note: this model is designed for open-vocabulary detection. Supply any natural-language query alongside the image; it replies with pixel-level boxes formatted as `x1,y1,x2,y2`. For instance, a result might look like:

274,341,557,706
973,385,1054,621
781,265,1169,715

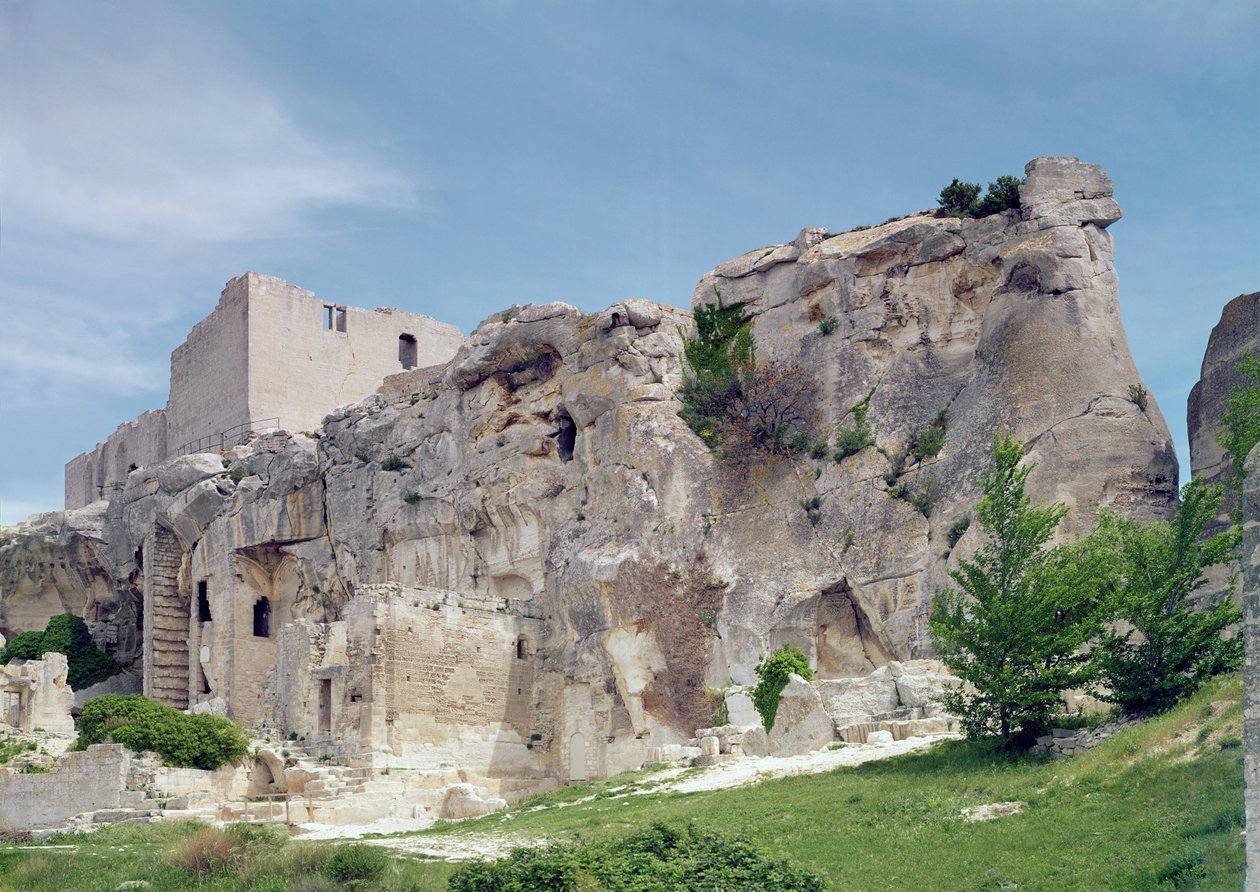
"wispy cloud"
0,2,421,516
0,4,412,248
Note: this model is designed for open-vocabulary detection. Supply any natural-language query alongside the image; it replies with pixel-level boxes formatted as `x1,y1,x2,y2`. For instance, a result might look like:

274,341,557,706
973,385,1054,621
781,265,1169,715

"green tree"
1217,351,1260,512
752,644,813,731
677,290,754,448
929,434,1101,745
1091,479,1242,715
971,175,1024,217
937,178,981,217
0,613,120,690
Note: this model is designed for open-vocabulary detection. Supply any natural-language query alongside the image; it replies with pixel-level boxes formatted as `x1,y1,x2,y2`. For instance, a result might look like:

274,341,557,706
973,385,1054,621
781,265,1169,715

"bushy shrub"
833,388,875,462
0,613,120,690
322,843,388,882
448,822,828,891
677,293,818,458
1091,479,1241,715
938,175,1022,218
167,826,249,874
752,644,813,731
938,178,981,217
75,694,249,770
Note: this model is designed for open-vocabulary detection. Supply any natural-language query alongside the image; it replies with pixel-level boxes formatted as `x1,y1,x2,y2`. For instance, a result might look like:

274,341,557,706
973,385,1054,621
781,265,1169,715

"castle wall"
244,273,464,435
64,409,169,509
65,272,466,509
166,277,252,457
262,586,546,779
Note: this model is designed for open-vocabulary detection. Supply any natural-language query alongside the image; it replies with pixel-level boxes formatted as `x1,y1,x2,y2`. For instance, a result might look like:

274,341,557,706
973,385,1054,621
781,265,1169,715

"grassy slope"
0,674,1245,891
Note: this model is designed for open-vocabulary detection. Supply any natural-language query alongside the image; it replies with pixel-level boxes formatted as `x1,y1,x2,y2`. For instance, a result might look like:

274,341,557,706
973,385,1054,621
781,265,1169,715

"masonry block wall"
65,274,466,509
1243,445,1260,891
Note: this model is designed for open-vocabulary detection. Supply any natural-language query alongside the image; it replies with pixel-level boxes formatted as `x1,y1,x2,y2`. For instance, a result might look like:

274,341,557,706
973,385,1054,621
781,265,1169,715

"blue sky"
1,0,1257,523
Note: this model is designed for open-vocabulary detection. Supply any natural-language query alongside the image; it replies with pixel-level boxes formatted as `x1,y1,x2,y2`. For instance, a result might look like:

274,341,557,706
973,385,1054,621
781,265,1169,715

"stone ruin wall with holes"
64,273,466,510
7,157,1185,795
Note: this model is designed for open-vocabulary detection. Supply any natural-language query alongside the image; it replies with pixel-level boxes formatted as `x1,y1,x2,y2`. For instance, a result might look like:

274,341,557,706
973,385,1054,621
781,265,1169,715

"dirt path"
297,733,958,860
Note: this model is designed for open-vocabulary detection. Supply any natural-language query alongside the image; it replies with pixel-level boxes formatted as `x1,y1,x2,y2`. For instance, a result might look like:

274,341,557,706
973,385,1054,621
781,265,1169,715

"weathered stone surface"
0,652,75,735
1242,444,1260,891
3,156,1176,798
866,729,895,745
768,674,835,756
1189,292,1260,515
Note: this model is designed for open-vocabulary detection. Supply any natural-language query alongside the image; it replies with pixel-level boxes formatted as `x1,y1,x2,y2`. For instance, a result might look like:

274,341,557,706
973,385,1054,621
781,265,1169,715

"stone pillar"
1243,445,1260,891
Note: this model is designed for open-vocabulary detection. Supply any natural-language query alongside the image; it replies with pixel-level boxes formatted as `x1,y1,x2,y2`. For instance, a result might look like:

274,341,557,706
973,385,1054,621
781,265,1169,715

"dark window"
516,637,528,660
197,581,212,623
399,333,418,369
555,412,576,462
253,597,271,638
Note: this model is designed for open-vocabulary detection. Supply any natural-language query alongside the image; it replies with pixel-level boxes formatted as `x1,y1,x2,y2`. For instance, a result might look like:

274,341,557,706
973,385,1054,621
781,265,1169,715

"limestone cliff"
0,156,1177,786
1189,292,1260,493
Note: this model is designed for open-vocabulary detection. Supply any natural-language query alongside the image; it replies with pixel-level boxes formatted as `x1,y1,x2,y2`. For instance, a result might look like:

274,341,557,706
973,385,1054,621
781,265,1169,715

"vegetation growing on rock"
678,292,817,457
752,644,813,732
1092,479,1242,715
0,613,120,690
929,435,1101,745
75,694,249,770
938,175,1023,218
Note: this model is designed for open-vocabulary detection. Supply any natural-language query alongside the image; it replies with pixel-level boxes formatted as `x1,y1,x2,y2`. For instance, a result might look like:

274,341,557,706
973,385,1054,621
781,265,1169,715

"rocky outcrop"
1189,292,1260,503
1,156,1177,790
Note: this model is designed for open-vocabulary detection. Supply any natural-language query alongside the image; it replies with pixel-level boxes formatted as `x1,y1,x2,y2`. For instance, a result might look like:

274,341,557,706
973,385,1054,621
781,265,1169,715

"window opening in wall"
399,333,418,369
516,636,528,660
554,412,576,462
197,581,212,623
253,597,271,638
199,665,211,695
324,305,348,332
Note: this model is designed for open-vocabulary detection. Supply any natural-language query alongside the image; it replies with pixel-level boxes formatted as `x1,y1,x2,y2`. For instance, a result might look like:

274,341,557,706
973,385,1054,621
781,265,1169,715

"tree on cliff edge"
929,435,1101,746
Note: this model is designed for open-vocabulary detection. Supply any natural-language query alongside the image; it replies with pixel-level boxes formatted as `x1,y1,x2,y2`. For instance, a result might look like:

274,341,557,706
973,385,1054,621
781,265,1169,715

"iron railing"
176,418,280,457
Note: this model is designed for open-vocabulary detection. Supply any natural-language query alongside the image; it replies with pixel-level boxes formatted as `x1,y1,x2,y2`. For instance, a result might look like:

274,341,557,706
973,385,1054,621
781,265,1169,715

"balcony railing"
176,417,280,457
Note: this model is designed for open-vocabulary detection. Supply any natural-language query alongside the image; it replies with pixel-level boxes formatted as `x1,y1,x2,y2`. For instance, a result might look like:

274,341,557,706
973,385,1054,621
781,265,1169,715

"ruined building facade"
64,273,466,510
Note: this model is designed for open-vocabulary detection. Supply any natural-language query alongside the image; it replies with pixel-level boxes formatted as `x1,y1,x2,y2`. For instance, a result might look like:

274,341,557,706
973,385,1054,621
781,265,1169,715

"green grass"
0,675,1245,891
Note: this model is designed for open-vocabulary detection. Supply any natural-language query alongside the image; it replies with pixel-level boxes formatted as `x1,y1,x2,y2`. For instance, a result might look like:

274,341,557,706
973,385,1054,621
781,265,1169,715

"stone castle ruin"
64,272,465,509
0,157,1203,832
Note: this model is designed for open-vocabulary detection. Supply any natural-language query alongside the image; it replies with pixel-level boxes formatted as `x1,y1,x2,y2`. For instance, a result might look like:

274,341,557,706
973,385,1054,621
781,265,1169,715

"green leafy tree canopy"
752,644,813,731
929,434,1101,745
1092,479,1242,715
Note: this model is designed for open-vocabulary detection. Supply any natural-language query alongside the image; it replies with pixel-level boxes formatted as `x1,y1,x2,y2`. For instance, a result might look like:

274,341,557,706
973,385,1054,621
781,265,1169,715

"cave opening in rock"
554,412,576,462
814,581,892,677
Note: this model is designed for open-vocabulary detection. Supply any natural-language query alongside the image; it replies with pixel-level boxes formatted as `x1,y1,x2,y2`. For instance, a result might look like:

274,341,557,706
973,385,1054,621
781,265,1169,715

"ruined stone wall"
64,409,169,509
65,273,466,510
262,586,545,780
0,745,131,832
1243,444,1260,891
245,273,465,436
166,276,253,459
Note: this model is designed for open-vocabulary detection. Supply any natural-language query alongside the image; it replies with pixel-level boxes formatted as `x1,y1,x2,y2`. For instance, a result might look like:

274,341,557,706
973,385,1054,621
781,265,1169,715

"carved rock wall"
1,156,1178,789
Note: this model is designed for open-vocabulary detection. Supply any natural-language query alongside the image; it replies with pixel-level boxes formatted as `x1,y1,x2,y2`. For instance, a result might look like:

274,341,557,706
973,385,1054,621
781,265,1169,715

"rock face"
1189,292,1260,508
1243,445,1260,890
1,156,1177,791
768,674,835,756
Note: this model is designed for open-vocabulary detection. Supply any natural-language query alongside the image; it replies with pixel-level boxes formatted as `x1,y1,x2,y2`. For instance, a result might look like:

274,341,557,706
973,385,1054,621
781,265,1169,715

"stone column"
1243,445,1260,891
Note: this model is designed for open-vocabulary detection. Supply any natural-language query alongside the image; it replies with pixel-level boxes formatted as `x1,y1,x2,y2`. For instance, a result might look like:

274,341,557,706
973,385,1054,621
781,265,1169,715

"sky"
0,0,1257,524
